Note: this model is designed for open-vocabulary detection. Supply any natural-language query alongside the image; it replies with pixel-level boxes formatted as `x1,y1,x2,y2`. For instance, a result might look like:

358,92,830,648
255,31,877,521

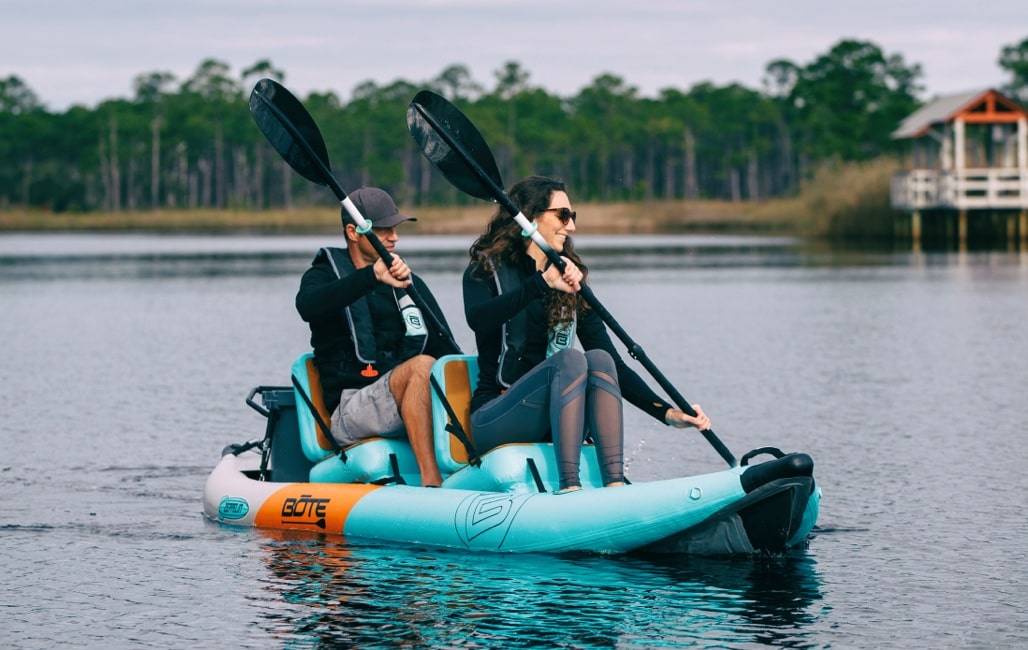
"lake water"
2,233,1026,647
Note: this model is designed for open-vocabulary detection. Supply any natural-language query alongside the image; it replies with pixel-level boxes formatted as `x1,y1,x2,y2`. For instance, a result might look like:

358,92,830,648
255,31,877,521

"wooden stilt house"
890,88,1028,245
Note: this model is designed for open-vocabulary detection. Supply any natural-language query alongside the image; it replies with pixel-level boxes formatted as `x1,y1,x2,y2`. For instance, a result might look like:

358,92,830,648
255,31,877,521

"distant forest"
1,37,1025,212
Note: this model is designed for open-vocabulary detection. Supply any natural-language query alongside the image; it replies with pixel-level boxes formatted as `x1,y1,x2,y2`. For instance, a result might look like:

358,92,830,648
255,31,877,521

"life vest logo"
281,494,330,529
546,321,575,357
455,492,533,548
406,313,422,329
218,496,249,520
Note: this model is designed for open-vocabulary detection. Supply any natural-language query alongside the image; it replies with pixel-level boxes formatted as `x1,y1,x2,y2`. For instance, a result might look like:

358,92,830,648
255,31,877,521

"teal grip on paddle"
520,221,538,238
356,220,373,234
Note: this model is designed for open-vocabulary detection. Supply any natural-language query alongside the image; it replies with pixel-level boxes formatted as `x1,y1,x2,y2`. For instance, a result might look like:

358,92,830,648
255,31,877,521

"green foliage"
0,75,40,114
0,38,933,212
768,39,922,162
999,36,1028,103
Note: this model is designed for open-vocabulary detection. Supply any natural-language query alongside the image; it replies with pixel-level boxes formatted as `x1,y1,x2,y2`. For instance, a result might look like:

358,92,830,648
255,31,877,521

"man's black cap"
344,187,417,229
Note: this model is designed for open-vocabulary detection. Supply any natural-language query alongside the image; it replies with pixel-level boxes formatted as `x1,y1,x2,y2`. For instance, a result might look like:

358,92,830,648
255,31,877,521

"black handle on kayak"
245,385,272,418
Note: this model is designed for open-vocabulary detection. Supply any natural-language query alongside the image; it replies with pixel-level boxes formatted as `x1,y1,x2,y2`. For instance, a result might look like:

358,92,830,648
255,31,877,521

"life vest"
321,247,428,376
490,258,576,388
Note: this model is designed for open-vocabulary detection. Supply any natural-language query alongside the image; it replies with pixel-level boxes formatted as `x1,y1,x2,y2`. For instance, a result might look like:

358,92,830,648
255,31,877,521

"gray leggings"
470,349,624,489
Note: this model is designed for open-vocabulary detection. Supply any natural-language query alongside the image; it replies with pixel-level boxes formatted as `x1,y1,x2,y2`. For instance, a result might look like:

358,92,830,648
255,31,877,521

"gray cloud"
0,0,1021,109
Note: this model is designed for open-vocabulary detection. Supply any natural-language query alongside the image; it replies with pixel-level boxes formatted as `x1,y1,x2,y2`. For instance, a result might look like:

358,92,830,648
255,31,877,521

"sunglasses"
543,207,577,224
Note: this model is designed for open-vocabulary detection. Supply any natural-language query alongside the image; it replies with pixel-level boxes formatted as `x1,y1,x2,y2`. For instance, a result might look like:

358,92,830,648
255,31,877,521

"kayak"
203,354,821,555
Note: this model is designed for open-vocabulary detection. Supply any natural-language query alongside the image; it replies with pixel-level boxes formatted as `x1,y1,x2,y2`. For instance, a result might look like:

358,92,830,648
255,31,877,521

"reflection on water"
3,232,1027,646
0,233,806,281
3,233,1026,282
252,531,822,648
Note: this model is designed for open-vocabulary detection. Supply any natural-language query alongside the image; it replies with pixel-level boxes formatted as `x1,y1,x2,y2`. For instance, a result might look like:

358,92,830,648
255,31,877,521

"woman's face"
533,190,576,252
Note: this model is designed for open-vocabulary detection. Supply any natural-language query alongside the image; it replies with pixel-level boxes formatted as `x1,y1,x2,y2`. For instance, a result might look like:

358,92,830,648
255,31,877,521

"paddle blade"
249,78,332,187
407,90,503,202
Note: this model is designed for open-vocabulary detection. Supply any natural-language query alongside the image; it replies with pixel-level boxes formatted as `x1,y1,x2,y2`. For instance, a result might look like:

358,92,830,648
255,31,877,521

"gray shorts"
329,370,406,447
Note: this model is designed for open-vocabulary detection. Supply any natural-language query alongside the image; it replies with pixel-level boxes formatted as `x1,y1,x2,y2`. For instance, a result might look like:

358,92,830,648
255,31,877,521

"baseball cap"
344,187,417,229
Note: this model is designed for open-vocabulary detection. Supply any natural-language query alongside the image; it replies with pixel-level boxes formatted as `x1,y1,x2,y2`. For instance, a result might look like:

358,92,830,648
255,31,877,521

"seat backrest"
290,352,336,463
429,354,479,475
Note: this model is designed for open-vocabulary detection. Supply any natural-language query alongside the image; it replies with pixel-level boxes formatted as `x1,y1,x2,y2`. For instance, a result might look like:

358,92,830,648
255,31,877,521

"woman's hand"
373,256,412,288
540,256,582,293
665,404,711,430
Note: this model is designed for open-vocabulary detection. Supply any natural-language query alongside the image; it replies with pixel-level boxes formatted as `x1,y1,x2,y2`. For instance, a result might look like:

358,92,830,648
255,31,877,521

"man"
295,187,458,486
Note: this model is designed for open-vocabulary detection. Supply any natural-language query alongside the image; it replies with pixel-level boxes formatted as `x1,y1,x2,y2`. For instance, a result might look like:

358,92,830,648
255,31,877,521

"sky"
1,0,1024,110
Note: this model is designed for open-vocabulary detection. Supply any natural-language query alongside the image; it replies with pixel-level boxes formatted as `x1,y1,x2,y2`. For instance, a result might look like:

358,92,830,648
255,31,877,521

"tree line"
1,37,1025,212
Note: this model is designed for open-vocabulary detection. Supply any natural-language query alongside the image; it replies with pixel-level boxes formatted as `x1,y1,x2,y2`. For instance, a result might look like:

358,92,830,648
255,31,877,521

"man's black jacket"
296,251,457,412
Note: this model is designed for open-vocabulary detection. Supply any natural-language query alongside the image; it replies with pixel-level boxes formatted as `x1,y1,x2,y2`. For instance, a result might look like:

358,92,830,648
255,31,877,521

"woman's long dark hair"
469,175,587,326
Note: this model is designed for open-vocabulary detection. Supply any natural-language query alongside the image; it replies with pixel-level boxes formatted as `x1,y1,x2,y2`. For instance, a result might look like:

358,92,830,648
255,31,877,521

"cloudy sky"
2,0,1024,109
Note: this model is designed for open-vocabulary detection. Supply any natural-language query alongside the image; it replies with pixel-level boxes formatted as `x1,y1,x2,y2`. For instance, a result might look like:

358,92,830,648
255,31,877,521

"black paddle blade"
407,90,503,202
249,78,332,187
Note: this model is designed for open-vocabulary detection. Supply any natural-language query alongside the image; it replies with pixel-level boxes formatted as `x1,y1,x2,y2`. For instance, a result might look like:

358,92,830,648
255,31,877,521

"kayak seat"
442,442,604,493
291,353,420,485
429,354,604,492
429,354,480,475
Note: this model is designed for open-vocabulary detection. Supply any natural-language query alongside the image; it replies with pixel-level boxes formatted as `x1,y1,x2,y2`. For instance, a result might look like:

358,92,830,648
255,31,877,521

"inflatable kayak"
203,354,821,554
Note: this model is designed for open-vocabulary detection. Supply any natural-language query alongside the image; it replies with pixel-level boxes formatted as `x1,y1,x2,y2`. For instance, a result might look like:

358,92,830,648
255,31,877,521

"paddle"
249,79,459,354
407,90,737,467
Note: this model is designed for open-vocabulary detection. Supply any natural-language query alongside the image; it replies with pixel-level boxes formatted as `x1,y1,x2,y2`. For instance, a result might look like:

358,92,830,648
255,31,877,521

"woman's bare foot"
604,481,625,488
553,485,582,495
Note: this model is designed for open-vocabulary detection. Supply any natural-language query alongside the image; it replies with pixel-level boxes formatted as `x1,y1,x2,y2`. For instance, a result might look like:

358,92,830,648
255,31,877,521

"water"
2,233,1026,647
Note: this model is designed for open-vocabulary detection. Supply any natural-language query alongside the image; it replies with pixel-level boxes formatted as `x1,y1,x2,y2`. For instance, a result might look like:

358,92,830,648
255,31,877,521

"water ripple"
3,237,1028,646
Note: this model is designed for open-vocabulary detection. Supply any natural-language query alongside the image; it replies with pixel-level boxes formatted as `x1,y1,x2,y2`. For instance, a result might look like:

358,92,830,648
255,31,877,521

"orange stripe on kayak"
254,483,380,533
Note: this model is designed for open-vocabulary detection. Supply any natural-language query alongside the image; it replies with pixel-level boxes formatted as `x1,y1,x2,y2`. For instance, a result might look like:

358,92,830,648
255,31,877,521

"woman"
462,176,711,493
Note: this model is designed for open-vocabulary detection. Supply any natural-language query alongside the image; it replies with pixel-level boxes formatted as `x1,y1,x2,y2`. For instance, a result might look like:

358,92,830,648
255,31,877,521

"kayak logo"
281,494,329,529
218,496,249,520
455,492,533,549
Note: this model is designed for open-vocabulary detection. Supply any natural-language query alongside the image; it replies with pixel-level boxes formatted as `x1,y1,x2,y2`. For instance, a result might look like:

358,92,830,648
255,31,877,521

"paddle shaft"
254,91,458,351
410,102,737,467
578,287,737,466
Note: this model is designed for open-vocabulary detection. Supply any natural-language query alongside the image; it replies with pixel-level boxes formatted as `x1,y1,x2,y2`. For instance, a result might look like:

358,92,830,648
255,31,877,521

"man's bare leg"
389,354,443,487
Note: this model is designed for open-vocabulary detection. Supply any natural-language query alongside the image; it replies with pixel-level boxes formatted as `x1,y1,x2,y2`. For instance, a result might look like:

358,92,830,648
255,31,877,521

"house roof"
892,89,988,139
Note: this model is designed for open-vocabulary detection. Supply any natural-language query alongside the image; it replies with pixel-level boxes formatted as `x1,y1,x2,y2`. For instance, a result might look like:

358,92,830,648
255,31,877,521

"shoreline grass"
0,200,809,236
0,160,904,238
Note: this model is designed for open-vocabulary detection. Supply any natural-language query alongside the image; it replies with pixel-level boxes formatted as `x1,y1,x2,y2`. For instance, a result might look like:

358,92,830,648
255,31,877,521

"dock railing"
892,168,1028,210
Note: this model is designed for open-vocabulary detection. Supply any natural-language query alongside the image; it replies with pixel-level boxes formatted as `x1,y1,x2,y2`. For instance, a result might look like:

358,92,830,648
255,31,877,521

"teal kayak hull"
204,452,820,555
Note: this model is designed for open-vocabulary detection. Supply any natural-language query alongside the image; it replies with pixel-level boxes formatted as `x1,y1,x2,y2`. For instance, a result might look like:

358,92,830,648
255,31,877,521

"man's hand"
373,256,412,288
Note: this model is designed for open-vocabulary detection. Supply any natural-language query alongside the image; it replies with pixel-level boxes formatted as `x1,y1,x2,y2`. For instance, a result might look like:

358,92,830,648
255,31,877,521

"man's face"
350,225,399,262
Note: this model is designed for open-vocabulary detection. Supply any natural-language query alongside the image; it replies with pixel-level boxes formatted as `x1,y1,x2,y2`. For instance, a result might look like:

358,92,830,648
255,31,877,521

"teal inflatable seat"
429,354,480,476
429,354,604,493
441,443,604,493
290,353,420,485
288,352,605,489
